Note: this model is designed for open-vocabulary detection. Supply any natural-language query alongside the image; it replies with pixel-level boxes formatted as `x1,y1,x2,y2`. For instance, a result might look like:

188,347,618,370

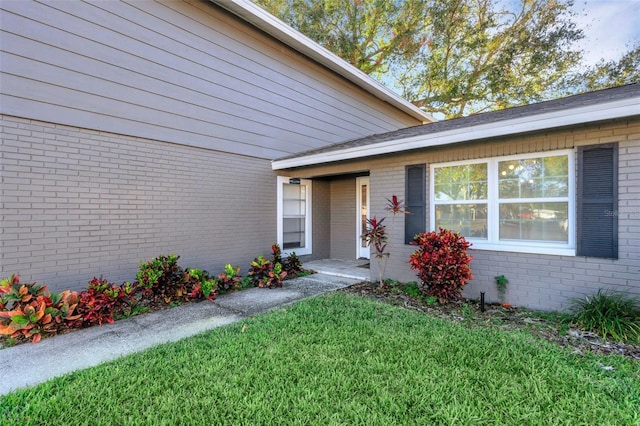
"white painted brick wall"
1,115,276,292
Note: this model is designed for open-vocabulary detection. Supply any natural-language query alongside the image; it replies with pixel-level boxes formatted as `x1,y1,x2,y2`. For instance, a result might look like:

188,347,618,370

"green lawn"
2,293,639,425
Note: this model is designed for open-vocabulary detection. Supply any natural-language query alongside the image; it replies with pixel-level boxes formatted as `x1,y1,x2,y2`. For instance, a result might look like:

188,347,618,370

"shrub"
184,268,217,300
401,281,422,299
362,216,389,286
271,244,306,278
76,278,139,327
271,244,283,265
567,289,640,342
408,228,473,304
136,254,186,303
239,276,254,290
49,290,83,327
248,255,287,288
263,262,287,288
0,274,81,343
217,264,242,293
283,251,304,277
248,254,271,287
495,274,509,304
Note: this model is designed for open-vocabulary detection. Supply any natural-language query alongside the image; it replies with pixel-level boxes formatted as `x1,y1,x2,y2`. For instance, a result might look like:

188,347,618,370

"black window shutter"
405,164,426,244
577,144,618,258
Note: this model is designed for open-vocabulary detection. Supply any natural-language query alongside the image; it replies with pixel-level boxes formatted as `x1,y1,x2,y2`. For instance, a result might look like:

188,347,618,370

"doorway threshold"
304,259,370,281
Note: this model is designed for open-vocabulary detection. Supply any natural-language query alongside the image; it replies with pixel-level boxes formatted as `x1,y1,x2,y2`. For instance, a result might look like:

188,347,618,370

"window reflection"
499,203,568,242
435,204,488,238
432,152,571,246
499,156,568,199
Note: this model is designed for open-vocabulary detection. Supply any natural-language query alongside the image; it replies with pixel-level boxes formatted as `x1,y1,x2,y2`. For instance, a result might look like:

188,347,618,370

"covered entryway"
280,172,372,277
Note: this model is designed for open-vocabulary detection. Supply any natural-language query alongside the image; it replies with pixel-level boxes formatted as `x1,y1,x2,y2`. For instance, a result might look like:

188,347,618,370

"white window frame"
355,176,370,259
430,150,575,256
277,176,312,256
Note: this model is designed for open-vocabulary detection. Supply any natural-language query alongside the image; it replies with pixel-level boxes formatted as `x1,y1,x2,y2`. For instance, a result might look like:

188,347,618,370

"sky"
571,0,640,66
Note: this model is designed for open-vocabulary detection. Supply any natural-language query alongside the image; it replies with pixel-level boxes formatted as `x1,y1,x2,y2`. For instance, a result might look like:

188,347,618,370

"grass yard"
1,292,639,425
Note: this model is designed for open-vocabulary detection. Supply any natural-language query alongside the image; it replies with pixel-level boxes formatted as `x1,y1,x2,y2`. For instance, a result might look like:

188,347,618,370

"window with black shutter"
577,144,618,258
405,164,426,243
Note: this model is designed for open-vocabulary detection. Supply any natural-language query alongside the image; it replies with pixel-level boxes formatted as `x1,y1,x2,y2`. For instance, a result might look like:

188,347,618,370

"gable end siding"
0,0,421,160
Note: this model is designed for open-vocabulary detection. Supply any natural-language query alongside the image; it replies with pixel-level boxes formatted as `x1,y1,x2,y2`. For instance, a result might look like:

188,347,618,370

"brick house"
1,1,638,311
273,84,640,311
0,0,430,292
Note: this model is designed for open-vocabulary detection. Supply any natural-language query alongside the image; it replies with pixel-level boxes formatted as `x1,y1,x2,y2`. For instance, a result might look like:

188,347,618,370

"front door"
356,177,370,259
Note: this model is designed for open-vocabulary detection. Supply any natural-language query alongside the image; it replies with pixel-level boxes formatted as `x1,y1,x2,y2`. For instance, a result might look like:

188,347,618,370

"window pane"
434,164,487,201
499,156,568,199
435,204,487,238
499,202,568,242
283,200,305,216
283,183,307,249
284,184,306,199
283,183,306,216
283,218,305,249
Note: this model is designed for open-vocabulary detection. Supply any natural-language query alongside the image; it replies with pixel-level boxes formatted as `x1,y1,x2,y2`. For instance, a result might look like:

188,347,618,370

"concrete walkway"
0,273,361,395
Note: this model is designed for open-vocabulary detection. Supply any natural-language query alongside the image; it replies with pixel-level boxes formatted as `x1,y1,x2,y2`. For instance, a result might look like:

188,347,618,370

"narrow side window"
277,176,312,255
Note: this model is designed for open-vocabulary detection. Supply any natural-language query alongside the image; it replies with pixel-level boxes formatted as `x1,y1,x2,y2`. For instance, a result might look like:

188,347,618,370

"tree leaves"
254,0,637,118
255,0,430,77
577,42,640,91
394,0,584,118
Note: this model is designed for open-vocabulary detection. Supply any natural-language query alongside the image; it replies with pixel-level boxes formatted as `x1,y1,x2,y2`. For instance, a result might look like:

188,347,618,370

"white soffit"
271,96,640,170
212,0,434,123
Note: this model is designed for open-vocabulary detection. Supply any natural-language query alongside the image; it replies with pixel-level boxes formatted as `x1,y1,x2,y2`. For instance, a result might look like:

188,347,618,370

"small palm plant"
361,195,410,288
362,216,388,287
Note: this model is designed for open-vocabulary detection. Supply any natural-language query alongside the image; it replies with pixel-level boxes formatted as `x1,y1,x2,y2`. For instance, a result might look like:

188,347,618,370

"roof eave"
212,0,434,123
272,96,640,170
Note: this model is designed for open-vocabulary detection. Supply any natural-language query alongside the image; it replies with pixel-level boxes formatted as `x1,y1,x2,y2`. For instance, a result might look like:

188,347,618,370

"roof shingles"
275,83,640,162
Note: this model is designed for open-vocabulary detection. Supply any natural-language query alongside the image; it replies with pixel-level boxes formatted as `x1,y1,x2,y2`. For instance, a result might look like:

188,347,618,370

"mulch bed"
339,280,640,361
4,278,639,361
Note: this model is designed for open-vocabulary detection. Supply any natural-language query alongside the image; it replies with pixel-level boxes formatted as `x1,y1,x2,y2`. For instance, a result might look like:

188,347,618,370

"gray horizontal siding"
0,0,420,159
